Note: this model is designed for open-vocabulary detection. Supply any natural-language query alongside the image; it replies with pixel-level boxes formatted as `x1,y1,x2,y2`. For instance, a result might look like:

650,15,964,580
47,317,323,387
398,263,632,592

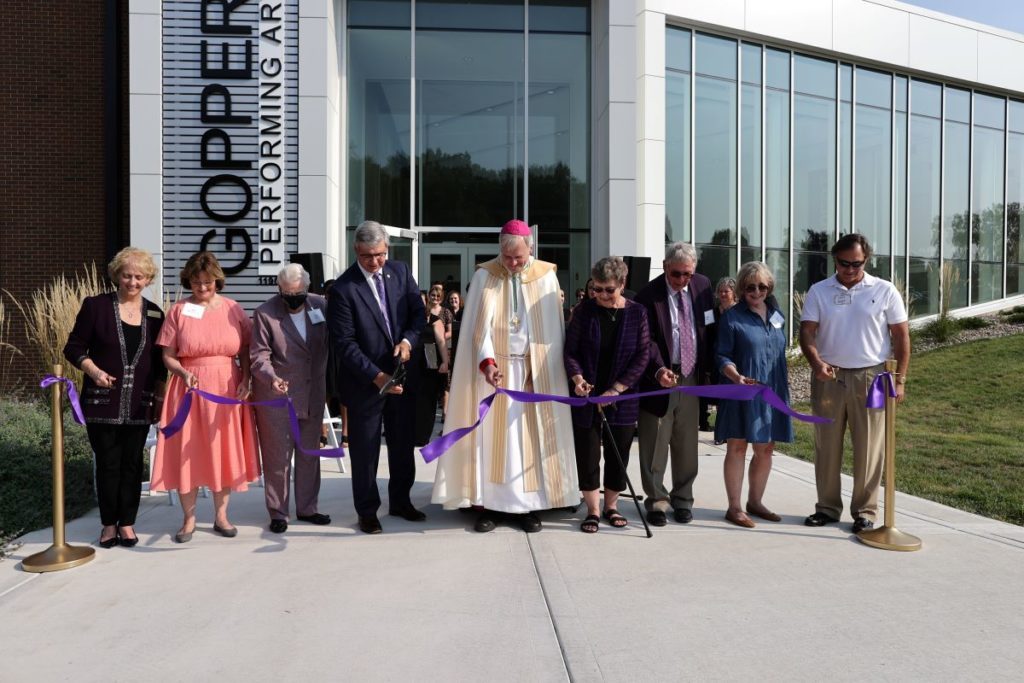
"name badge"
703,309,715,326
308,308,325,324
146,309,163,319
833,292,853,306
769,310,785,329
182,302,205,319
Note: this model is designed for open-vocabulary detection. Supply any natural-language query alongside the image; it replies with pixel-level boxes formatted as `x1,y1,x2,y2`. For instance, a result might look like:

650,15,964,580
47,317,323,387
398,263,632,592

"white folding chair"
323,404,347,473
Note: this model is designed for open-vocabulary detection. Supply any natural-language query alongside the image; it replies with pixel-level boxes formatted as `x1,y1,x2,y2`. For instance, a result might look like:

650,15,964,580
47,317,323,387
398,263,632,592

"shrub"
999,305,1024,316
958,316,991,330
918,316,960,342
1005,312,1024,324
0,398,96,535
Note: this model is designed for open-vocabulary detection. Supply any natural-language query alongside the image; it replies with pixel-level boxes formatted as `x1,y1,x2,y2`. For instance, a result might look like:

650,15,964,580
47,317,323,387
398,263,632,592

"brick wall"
0,3,131,392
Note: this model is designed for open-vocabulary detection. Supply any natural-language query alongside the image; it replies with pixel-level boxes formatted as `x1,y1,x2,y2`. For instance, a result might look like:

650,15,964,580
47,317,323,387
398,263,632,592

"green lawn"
784,335,1024,526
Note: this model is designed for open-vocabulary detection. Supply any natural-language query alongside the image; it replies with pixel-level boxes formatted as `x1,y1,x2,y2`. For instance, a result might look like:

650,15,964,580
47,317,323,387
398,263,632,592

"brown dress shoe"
746,503,782,522
725,509,756,528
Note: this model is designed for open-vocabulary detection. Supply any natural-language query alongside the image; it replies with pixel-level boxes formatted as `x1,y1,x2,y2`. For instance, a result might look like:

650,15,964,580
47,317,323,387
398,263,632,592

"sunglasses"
836,258,866,269
745,283,769,293
668,270,694,279
592,286,618,294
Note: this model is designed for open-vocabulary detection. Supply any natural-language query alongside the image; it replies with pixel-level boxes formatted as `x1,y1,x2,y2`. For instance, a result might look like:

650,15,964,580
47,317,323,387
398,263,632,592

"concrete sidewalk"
3,434,1023,682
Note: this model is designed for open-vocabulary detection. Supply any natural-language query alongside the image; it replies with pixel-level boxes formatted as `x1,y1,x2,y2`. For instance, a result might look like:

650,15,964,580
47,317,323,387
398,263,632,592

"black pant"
574,421,635,493
348,393,417,517
85,423,150,526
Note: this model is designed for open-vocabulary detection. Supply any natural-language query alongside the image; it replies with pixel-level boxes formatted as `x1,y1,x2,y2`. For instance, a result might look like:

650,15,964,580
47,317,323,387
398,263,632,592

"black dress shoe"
647,510,668,527
213,523,238,538
297,513,331,525
520,512,542,533
388,506,427,522
269,519,288,533
852,517,875,534
98,535,119,549
673,508,693,524
118,535,138,548
358,515,383,534
804,511,839,527
474,511,497,533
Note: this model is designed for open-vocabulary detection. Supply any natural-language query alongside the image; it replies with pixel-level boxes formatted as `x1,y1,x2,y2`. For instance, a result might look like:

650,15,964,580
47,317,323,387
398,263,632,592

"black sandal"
580,514,600,533
602,508,628,528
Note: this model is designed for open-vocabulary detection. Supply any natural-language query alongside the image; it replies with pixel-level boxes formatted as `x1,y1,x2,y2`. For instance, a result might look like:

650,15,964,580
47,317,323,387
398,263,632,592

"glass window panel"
696,245,736,296
765,88,789,249
943,117,970,308
666,70,691,242
909,257,939,316
971,122,1004,304
840,64,852,103
529,0,589,33
415,30,524,226
911,80,941,118
793,93,835,291
855,68,891,108
348,0,410,28
974,93,1006,130
1008,131,1024,295
695,76,737,247
417,0,523,31
528,32,590,234
794,55,835,99
741,82,761,255
909,114,940,259
348,28,411,228
840,98,852,233
695,33,737,80
666,26,691,72
895,75,907,112
855,98,892,275
895,110,908,277
741,43,761,85
765,248,790,339
1010,101,1024,134
946,87,970,124
766,49,789,90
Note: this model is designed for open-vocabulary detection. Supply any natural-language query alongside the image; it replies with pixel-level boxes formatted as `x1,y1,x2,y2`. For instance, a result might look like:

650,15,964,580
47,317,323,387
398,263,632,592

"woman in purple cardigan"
64,247,166,548
564,257,650,533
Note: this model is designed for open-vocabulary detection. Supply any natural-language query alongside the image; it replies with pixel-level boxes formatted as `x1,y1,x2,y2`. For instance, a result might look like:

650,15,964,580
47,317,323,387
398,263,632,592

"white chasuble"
431,258,578,512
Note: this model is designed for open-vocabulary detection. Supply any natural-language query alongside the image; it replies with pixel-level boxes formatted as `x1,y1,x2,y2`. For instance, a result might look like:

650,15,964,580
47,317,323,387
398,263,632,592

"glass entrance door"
420,243,495,295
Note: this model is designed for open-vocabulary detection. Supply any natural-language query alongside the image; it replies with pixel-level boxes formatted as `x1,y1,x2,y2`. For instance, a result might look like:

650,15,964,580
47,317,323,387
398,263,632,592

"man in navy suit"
634,242,715,527
328,220,427,534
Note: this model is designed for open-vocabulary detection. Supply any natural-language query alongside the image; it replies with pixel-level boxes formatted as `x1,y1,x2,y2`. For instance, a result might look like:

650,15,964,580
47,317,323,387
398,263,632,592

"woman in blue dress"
714,262,793,528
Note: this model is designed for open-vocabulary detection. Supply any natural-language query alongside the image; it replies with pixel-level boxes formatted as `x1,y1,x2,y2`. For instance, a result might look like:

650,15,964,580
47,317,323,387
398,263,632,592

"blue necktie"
373,273,394,343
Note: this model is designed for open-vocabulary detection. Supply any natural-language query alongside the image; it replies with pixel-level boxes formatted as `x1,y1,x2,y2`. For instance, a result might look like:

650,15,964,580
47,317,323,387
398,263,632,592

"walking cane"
597,404,653,539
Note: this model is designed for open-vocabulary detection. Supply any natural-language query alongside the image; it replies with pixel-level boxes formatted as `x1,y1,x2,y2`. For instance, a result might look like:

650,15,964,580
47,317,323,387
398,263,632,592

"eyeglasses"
835,258,866,269
744,283,769,293
356,250,387,262
592,286,618,295
668,270,694,279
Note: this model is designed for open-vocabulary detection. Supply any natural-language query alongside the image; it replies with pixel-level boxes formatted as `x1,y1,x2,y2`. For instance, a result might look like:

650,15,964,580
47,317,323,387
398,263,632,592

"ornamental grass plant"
0,296,23,396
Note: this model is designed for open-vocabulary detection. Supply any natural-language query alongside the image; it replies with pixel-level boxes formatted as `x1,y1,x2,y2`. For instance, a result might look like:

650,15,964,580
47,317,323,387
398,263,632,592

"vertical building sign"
162,0,299,308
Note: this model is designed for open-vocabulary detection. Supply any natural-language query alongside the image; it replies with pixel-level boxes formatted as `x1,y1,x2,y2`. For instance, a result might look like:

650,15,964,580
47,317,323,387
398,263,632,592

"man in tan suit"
251,263,331,533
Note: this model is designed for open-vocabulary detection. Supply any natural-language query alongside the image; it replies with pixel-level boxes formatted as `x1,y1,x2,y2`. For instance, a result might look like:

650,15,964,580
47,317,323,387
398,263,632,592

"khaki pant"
810,363,885,521
638,372,699,512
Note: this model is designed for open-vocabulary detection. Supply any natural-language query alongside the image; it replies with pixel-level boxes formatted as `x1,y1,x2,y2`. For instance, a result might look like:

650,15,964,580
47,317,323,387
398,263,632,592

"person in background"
250,263,331,534
426,283,453,424
151,251,261,543
415,291,450,446
64,247,166,548
799,233,910,534
702,276,738,437
564,257,650,533
713,263,791,528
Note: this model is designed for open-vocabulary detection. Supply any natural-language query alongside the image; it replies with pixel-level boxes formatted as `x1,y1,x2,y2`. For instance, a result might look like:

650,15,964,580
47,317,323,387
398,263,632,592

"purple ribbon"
421,383,831,463
160,388,346,458
866,371,897,409
40,374,86,425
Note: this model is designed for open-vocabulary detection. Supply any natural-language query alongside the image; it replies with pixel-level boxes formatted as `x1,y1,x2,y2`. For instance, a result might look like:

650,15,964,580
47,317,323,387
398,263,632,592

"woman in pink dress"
151,251,260,543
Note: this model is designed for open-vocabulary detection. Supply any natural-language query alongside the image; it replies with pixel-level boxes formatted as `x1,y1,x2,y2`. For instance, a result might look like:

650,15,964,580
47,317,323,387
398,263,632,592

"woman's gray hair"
591,256,628,285
354,220,389,248
278,263,310,288
735,261,775,296
499,232,534,252
664,241,697,265
715,276,737,298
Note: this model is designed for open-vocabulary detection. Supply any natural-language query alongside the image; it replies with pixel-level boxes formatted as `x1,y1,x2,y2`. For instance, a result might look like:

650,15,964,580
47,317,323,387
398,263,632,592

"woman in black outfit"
414,292,450,446
64,247,166,548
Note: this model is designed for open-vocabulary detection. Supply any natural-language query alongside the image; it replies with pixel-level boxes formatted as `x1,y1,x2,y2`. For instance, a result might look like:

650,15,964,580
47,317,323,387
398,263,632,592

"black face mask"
281,292,308,310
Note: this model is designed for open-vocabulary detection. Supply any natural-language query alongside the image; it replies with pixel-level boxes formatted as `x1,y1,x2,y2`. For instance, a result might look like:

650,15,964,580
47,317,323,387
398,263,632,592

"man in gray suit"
251,263,331,533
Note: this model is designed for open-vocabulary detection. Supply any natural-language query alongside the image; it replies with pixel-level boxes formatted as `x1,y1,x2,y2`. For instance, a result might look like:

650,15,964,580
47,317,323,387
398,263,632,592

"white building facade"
131,0,1024,330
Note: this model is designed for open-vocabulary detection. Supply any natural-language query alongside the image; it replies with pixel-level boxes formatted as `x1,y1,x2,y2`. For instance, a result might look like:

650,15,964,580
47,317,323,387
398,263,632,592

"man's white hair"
278,263,311,288
499,232,535,253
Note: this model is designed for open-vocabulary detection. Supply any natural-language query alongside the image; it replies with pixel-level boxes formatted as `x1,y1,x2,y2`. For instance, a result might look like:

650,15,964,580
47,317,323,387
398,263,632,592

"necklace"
603,306,619,322
118,296,141,322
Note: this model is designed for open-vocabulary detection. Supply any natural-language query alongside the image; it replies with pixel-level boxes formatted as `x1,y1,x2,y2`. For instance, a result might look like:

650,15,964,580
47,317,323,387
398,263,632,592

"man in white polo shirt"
799,233,910,534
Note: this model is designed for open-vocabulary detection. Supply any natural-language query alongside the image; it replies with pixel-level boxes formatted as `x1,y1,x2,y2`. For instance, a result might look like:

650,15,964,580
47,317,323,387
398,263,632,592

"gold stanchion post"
858,359,922,552
22,364,96,572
